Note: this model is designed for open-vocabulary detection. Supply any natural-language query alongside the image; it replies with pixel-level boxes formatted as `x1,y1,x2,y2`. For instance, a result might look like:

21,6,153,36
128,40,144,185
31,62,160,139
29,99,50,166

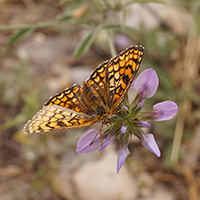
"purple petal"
134,68,159,98
129,81,134,90
76,129,101,153
121,125,127,134
152,101,178,121
137,99,145,108
117,145,130,173
140,133,161,157
99,134,114,151
139,121,151,128
121,105,128,110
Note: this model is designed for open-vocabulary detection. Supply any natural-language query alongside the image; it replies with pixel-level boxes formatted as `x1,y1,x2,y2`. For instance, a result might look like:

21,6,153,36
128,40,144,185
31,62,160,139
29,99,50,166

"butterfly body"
24,45,144,134
82,81,109,117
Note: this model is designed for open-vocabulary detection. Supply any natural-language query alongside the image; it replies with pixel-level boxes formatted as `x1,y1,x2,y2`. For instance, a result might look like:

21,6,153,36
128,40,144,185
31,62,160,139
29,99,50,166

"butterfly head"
99,114,111,125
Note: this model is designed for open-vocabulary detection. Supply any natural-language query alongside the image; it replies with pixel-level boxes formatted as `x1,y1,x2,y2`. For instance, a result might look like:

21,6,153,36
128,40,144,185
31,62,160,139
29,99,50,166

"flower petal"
121,105,128,110
117,145,130,173
76,129,101,153
129,81,134,90
121,125,127,134
134,68,159,98
152,101,178,121
99,134,114,151
139,121,151,128
140,133,161,157
137,99,145,108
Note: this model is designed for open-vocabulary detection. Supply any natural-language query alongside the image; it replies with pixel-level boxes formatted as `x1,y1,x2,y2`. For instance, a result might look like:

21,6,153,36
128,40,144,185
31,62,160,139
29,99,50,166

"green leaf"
102,23,138,37
7,28,34,45
74,32,95,58
56,1,86,21
125,0,165,6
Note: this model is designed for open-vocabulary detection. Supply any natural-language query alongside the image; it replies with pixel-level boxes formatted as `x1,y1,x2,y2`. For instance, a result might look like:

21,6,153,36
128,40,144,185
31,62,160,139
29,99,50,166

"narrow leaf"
74,32,95,58
8,28,33,45
125,0,165,6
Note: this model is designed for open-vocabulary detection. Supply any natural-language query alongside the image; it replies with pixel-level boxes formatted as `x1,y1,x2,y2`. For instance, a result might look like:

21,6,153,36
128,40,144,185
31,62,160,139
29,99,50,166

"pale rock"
16,33,76,67
138,172,155,198
154,185,175,200
138,173,175,200
54,145,138,200
139,185,175,200
125,1,190,35
45,59,72,94
126,3,165,29
71,66,92,85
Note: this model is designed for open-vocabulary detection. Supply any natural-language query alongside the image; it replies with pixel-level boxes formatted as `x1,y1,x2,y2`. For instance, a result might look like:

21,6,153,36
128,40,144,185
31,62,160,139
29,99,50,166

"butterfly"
24,45,144,135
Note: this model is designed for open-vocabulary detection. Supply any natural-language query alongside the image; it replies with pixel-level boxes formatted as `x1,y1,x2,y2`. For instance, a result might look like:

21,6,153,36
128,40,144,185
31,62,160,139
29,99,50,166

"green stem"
0,18,94,31
107,31,116,57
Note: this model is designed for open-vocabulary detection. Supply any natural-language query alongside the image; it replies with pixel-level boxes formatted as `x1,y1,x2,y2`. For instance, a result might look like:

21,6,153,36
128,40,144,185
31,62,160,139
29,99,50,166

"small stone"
54,145,138,200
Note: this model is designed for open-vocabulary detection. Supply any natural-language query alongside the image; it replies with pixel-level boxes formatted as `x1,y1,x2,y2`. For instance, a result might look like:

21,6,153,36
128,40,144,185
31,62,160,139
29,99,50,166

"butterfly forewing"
24,105,97,134
107,45,144,111
86,60,109,106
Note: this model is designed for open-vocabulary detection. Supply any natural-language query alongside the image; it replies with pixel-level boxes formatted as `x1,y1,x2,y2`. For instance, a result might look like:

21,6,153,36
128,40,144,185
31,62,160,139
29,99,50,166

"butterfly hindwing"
24,105,97,134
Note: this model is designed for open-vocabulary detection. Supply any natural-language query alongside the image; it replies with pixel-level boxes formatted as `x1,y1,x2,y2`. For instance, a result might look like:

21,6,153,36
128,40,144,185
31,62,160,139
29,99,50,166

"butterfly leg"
99,123,104,146
89,123,104,146
113,108,127,115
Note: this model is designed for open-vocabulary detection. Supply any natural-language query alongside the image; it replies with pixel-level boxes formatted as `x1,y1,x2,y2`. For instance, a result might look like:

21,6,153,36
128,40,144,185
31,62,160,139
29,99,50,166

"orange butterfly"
24,45,144,135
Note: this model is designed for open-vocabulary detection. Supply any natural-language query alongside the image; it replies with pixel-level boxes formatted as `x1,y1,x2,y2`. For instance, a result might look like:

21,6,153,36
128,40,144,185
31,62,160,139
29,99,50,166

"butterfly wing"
86,60,109,106
106,45,144,111
24,105,98,134
86,46,144,109
45,84,94,115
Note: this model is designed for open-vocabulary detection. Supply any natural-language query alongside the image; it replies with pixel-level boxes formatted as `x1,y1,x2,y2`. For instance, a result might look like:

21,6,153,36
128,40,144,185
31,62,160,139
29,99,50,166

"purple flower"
99,134,114,151
121,105,128,110
129,81,134,90
76,129,101,153
137,99,145,108
134,68,159,99
140,133,161,157
151,100,178,121
139,120,151,128
74,68,178,173
121,125,127,134
117,145,130,173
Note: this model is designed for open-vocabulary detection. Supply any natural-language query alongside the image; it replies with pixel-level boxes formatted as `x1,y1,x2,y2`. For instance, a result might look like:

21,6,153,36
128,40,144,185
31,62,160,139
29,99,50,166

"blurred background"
0,0,200,199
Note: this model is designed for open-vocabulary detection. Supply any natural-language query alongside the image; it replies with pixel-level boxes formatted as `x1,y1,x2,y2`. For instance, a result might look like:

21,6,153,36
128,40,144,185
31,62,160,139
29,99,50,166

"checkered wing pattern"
24,45,144,134
24,105,97,133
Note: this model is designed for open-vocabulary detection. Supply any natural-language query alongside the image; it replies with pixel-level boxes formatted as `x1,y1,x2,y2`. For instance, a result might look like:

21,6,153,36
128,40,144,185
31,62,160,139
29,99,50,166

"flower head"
76,68,178,173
